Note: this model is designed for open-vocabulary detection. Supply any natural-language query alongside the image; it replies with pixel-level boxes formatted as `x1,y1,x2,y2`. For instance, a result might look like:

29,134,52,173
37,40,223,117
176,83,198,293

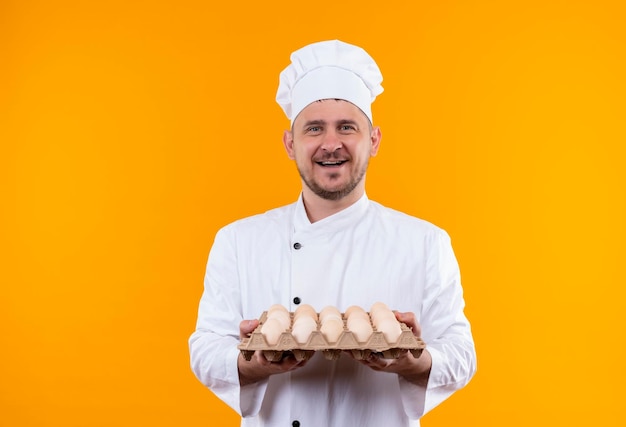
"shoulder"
368,200,447,236
365,201,453,250
218,202,296,237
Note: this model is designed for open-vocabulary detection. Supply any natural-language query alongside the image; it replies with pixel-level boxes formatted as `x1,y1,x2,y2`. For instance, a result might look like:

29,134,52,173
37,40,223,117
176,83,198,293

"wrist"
398,349,432,387
238,353,268,386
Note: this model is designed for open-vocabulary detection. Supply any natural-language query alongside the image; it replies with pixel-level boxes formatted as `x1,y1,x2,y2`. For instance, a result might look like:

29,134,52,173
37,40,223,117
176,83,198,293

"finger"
361,353,393,371
283,355,307,371
252,350,264,363
240,319,259,339
394,311,413,324
367,353,386,366
394,311,421,337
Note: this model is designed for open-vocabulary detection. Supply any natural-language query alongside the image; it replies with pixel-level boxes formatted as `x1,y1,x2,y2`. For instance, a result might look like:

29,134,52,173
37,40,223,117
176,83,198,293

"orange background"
2,0,625,426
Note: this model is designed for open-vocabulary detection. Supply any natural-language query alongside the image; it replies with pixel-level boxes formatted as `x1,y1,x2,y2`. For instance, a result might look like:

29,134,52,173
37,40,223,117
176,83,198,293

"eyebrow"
302,120,326,128
301,119,360,128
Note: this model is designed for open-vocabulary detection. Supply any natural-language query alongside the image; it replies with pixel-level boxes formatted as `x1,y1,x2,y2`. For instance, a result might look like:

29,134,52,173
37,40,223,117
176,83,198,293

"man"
189,40,476,426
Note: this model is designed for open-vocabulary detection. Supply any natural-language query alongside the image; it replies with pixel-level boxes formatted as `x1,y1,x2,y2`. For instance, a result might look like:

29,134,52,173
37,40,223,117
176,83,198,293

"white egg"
319,306,342,323
369,301,390,315
372,310,396,328
377,317,402,343
294,304,318,322
347,310,370,322
344,305,366,318
347,316,373,342
267,310,291,330
320,317,344,343
267,304,289,315
291,316,318,344
321,314,343,325
261,317,285,345
370,302,398,326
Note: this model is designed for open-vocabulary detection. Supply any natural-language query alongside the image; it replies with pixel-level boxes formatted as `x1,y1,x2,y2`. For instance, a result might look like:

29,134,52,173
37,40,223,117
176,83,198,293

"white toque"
276,40,384,124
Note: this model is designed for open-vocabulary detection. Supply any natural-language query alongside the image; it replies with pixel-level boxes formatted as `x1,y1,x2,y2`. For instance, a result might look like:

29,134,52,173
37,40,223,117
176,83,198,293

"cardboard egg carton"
238,311,426,362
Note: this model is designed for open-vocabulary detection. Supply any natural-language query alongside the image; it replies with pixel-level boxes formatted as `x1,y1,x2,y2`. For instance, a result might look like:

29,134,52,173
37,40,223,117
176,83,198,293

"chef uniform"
189,40,476,427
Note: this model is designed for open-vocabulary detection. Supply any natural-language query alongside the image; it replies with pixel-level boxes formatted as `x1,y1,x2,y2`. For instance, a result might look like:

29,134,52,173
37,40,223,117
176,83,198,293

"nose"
320,130,342,152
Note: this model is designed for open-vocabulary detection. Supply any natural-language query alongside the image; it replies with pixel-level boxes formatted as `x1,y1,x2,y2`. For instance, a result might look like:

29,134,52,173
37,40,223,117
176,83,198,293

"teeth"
321,161,344,165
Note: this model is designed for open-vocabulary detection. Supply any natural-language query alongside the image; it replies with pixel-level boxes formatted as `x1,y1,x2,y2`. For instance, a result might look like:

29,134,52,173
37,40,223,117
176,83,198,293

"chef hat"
276,40,383,124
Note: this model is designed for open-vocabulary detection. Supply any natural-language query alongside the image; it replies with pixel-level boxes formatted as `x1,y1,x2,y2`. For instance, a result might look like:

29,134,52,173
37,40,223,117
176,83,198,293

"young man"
189,40,476,426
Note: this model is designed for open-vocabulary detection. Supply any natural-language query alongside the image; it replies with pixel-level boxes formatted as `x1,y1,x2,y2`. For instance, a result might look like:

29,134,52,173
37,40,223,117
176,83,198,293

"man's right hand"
237,319,308,386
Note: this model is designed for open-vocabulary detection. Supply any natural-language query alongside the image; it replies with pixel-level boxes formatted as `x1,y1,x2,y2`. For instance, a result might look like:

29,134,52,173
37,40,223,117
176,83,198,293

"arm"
188,226,267,417
189,226,308,416
359,229,477,418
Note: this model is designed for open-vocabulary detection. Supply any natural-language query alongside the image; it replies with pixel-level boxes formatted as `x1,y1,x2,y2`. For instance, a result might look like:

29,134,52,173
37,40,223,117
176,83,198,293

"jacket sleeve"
188,225,268,417
399,229,477,418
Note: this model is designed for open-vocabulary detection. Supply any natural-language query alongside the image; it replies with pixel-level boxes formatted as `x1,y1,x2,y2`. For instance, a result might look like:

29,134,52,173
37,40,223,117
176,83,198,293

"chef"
189,39,476,427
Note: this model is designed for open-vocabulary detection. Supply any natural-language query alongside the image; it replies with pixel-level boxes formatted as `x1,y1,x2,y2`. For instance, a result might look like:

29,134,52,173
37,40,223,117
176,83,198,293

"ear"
282,130,295,160
369,126,382,156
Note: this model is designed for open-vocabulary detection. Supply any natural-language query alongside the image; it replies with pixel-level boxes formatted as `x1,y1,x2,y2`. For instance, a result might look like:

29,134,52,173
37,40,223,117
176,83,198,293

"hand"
395,311,421,338
238,319,308,386
239,318,260,340
357,311,432,387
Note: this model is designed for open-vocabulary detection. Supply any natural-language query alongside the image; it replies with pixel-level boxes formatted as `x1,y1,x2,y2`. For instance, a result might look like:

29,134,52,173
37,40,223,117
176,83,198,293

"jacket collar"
293,192,370,235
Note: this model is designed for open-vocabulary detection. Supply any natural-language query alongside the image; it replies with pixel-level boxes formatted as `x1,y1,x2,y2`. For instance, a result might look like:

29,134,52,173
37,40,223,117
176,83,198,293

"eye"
339,124,356,132
306,126,322,133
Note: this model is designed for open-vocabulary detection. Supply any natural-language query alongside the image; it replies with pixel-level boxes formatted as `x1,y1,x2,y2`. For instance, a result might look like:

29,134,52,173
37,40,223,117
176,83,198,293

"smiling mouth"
317,160,346,166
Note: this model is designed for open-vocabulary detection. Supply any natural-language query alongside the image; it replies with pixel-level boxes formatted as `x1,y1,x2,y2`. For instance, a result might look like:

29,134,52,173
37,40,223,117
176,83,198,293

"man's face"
283,99,381,201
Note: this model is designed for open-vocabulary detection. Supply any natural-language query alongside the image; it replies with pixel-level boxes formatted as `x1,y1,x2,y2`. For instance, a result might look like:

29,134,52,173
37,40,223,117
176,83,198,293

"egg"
372,310,396,328
344,305,366,319
267,304,289,315
260,317,285,345
319,305,342,323
347,316,373,342
267,310,291,330
347,310,370,323
376,317,402,343
320,317,344,343
370,302,398,326
294,304,318,322
369,301,390,316
291,316,318,344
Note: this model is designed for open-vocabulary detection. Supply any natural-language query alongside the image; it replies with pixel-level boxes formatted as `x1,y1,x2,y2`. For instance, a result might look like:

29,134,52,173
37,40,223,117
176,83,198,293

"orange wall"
1,0,625,425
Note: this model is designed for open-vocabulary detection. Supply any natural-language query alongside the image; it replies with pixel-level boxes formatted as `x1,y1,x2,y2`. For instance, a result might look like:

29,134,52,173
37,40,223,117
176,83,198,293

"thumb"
394,311,408,323
240,319,259,339
394,311,421,338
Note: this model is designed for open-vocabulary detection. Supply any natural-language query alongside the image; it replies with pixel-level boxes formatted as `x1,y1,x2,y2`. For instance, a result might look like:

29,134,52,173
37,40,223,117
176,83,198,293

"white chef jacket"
189,193,476,427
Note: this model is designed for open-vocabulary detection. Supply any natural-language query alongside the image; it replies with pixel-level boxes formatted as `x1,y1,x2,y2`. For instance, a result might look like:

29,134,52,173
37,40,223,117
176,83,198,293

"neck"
301,186,365,223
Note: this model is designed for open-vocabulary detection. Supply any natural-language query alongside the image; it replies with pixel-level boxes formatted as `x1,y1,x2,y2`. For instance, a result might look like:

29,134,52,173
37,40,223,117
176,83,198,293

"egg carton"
238,311,426,362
